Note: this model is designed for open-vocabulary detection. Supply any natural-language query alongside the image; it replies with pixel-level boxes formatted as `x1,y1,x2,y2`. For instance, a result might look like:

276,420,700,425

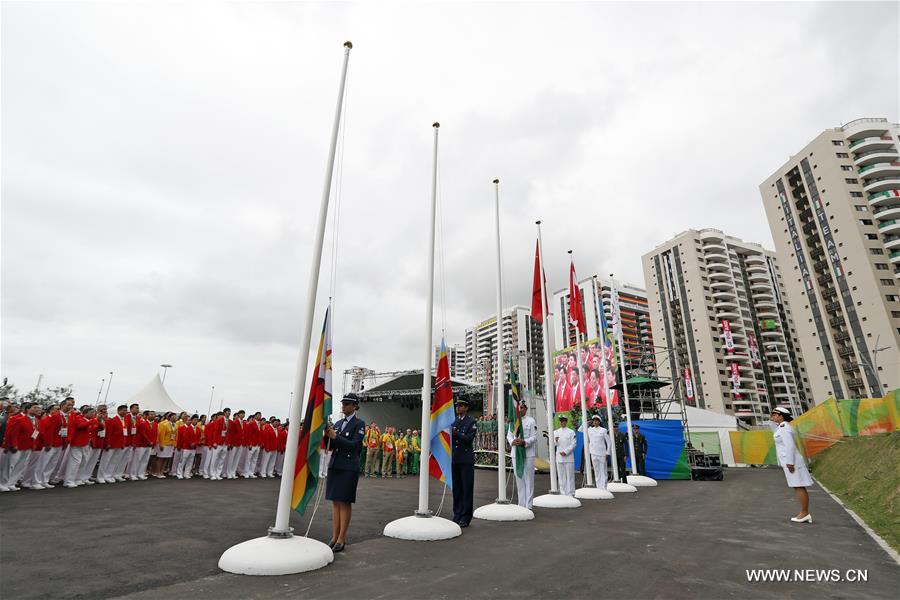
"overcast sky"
2,1,897,418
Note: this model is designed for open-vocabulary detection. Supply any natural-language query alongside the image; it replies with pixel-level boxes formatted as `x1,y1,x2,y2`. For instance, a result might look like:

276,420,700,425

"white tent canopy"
127,374,186,415
658,403,739,465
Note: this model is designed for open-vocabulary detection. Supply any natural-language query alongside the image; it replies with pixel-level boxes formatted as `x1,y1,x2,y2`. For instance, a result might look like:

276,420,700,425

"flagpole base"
533,493,582,508
473,501,535,521
383,515,462,541
575,486,614,500
627,475,658,487
607,481,638,493
218,534,333,576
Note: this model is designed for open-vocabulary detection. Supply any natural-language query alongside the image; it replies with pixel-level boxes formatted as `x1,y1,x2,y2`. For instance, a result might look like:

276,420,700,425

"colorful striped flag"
291,307,333,515
507,357,525,478
429,338,454,488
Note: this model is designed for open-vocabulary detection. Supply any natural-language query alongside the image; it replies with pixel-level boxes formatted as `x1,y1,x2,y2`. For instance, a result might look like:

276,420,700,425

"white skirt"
157,445,175,459
782,462,813,488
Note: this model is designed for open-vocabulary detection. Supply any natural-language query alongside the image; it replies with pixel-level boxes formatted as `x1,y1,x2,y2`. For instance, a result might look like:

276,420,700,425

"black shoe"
327,540,336,549
332,543,344,553
460,522,469,528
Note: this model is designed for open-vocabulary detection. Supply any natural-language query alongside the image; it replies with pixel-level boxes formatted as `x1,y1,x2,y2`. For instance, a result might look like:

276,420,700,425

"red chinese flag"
531,240,544,324
569,261,586,334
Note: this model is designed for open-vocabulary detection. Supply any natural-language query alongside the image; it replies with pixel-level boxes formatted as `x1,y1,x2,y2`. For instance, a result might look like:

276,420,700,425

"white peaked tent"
127,374,186,415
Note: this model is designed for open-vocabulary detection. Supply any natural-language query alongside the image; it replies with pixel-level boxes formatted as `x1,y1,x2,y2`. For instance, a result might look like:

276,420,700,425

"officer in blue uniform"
450,397,477,527
325,393,366,552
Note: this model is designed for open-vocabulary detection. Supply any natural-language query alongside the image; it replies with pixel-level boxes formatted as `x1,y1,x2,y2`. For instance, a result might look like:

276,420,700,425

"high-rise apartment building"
552,277,656,375
642,229,812,426
433,343,466,378
463,305,545,395
759,118,900,400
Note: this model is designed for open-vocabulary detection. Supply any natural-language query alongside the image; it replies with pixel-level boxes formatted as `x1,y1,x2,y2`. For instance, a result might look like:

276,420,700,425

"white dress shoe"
790,514,813,523
63,483,78,488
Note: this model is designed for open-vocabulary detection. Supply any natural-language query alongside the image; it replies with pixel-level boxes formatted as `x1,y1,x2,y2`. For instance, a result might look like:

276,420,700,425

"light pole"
207,385,215,417
103,371,114,405
160,364,173,384
96,378,106,405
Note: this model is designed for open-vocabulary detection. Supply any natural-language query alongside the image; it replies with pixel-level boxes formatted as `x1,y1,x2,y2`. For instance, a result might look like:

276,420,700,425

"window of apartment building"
832,140,843,146
845,178,858,184
892,311,900,318
855,205,867,211
836,152,849,158
867,233,880,240
881,279,896,286
871,248,885,255
841,165,853,171
850,191,863,197
886,295,899,302
876,263,889,270
859,219,873,226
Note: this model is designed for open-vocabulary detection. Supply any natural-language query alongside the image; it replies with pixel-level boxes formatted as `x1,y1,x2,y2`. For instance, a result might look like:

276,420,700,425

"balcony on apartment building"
854,148,900,167
849,133,895,153
868,189,900,208
842,117,891,140
864,176,900,194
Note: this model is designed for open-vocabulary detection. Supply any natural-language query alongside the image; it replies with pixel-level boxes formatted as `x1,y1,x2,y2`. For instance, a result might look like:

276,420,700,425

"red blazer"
39,413,65,447
277,426,287,452
69,414,98,447
105,415,127,449
136,418,154,447
243,420,260,447
91,419,106,449
61,410,78,445
124,413,136,446
260,424,278,452
227,418,244,447
4,413,37,451
176,423,196,450
151,421,159,444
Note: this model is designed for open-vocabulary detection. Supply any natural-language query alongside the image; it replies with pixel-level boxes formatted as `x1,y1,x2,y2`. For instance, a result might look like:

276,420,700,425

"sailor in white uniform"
770,406,813,523
507,402,537,509
554,415,576,496
586,414,610,490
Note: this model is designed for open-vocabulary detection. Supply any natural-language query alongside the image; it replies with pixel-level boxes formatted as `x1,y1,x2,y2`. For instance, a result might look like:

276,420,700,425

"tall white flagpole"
219,41,352,576
532,223,579,508
384,124,460,540
595,277,635,494
610,274,656,487
474,180,534,521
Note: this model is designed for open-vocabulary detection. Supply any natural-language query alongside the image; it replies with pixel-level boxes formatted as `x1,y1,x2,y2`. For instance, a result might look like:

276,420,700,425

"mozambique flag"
291,307,333,516
507,357,525,478
429,338,454,488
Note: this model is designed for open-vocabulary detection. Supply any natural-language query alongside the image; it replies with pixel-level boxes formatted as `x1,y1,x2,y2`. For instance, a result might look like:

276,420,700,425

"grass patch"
811,432,900,553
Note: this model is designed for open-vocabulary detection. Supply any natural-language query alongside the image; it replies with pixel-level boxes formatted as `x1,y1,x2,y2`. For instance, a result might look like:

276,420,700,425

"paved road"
1,468,896,599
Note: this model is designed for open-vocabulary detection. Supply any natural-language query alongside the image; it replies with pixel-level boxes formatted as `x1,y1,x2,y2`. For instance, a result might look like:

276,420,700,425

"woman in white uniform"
770,407,812,523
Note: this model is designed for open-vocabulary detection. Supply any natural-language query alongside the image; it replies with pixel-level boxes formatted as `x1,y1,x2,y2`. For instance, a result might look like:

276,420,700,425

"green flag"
507,357,525,478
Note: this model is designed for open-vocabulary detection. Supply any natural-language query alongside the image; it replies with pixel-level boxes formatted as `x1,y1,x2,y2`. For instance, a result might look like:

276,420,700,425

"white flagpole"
610,274,655,486
383,125,459,540
593,276,619,482
473,180,534,521
568,252,594,490
219,41,352,576
536,222,558,492
494,179,508,503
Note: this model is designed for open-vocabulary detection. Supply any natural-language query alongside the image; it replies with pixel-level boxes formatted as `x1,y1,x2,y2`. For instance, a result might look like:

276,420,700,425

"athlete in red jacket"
240,414,261,478
63,406,98,488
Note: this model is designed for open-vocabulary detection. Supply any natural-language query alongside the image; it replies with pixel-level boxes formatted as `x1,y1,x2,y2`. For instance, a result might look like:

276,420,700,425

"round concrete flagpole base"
607,481,638,493
627,475,658,487
533,493,582,508
473,501,535,521
575,486,614,500
383,515,462,541
218,535,333,576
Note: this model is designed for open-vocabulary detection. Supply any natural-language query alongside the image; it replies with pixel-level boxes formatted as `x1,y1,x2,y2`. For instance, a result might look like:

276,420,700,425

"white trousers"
39,446,63,485
64,446,89,485
23,450,44,486
254,447,265,474
274,451,285,475
98,448,124,481
117,447,134,477
128,447,150,478
241,446,260,477
79,447,102,482
225,447,241,477
513,456,535,509
140,446,152,476
52,446,71,482
199,447,210,476
211,446,225,478
4,450,32,488
556,461,575,496
0,451,9,486
178,449,196,478
591,455,608,489
260,450,277,476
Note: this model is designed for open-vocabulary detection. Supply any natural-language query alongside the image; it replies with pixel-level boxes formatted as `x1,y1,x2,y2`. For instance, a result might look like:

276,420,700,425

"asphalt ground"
1,468,897,599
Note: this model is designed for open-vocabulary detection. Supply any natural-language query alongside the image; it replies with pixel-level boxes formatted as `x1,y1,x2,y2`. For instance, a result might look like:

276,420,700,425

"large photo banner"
552,337,619,414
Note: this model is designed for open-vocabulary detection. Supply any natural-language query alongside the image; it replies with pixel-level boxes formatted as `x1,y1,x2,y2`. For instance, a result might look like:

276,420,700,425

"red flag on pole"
531,240,544,324
569,260,586,334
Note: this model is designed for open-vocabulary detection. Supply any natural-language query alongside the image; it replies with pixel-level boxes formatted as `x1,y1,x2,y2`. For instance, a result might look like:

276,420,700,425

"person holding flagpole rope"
324,393,365,552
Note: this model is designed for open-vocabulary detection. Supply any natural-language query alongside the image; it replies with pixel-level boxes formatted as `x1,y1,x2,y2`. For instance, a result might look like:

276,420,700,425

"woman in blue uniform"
770,406,813,523
325,393,366,552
